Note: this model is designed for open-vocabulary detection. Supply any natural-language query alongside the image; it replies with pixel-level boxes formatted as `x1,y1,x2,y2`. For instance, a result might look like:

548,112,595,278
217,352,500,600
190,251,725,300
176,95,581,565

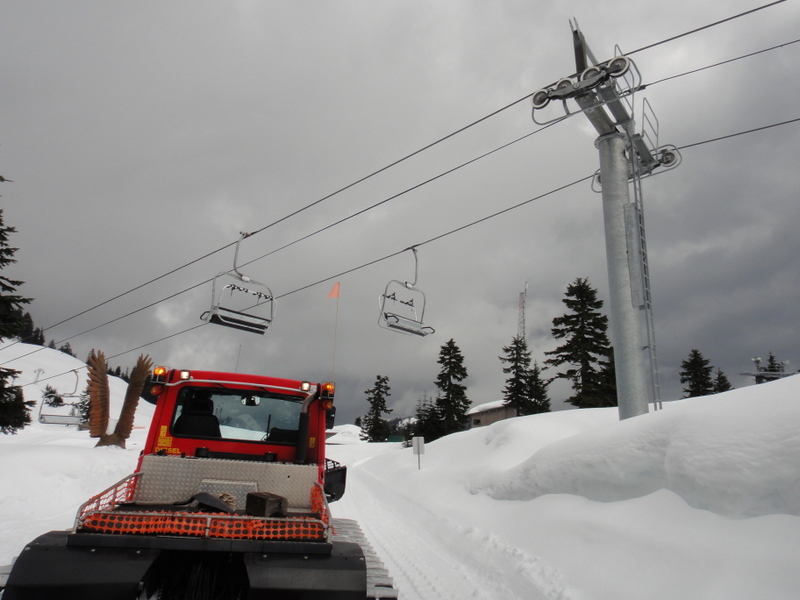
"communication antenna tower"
518,281,528,342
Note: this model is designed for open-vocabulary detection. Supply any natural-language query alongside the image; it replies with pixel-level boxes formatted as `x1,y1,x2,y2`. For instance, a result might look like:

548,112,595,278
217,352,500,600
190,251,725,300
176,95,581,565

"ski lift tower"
531,21,681,419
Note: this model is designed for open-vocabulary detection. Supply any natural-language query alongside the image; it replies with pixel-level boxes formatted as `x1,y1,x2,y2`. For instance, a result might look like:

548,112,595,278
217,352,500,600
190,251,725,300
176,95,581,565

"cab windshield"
171,386,304,444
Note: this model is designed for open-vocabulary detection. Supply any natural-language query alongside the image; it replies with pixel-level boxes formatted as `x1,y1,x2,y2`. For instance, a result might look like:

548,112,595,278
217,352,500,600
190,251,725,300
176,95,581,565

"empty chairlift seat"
199,232,275,335
382,311,435,336
378,247,435,337
201,278,274,335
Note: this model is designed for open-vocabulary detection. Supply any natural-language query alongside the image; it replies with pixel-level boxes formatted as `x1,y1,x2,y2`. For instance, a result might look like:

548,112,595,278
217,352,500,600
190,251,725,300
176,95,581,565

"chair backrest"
173,394,221,438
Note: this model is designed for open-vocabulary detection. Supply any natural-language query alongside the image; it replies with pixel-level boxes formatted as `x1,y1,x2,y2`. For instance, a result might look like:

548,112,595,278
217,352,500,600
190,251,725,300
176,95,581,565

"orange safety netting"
77,473,139,519
310,483,329,524
208,515,326,540
79,512,327,541
77,484,330,542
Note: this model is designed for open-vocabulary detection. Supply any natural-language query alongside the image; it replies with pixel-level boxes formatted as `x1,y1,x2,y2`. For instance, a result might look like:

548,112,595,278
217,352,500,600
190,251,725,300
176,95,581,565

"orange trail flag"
328,282,340,299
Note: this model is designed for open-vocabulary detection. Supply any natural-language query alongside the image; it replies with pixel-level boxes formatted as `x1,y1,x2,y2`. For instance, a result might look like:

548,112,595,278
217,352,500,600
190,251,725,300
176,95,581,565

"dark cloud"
1,1,798,423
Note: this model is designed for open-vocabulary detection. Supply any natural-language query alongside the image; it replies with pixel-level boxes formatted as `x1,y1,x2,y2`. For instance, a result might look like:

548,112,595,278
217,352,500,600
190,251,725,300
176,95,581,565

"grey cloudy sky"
1,0,798,423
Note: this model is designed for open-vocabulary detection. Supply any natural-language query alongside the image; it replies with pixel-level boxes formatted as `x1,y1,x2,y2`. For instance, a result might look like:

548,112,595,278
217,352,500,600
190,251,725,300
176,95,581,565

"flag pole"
328,282,341,380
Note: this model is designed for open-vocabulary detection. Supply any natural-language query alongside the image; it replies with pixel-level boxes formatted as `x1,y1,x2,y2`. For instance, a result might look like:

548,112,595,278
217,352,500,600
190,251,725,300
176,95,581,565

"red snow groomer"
3,367,396,600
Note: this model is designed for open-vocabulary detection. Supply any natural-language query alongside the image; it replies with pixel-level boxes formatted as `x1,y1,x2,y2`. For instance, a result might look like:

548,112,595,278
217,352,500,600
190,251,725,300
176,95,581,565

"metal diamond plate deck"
134,455,318,509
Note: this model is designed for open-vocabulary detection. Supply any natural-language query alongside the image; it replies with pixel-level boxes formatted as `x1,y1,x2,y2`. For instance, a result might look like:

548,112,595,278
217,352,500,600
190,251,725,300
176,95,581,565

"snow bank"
330,376,800,600
326,423,365,445
475,376,800,518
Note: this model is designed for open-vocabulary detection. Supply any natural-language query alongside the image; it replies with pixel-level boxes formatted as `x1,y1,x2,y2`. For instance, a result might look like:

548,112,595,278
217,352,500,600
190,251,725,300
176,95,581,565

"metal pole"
596,132,649,419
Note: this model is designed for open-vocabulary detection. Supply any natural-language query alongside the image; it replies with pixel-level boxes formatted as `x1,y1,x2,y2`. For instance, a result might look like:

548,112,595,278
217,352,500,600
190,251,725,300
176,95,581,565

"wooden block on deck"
246,491,288,517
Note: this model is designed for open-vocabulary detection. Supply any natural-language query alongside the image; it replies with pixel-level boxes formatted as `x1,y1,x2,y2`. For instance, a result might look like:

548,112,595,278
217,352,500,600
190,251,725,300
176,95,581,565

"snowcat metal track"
333,518,399,599
2,530,370,600
1,530,160,600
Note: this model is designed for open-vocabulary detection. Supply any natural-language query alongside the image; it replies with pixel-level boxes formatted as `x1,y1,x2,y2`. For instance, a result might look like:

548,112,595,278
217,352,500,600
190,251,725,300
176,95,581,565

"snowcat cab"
3,367,396,599
200,232,275,335
379,247,435,337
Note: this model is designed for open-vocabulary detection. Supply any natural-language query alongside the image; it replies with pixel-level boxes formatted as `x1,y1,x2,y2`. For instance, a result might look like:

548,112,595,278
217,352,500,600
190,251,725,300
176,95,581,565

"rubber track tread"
332,518,399,599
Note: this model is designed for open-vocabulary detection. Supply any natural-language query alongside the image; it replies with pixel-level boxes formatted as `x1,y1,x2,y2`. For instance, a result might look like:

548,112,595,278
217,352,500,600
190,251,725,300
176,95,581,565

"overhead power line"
627,0,788,56
678,116,800,150
644,37,800,89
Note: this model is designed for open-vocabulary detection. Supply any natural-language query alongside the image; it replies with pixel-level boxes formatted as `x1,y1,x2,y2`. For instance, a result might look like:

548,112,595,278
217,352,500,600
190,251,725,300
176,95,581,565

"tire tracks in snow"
332,458,575,600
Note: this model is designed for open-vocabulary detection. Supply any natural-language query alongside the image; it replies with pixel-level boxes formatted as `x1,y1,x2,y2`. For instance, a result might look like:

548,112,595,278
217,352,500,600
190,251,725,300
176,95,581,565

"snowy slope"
2,342,800,599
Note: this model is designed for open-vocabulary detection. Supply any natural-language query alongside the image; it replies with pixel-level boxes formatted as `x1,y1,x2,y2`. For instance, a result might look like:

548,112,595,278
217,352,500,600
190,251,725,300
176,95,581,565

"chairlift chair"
200,233,275,335
378,248,435,337
38,370,84,426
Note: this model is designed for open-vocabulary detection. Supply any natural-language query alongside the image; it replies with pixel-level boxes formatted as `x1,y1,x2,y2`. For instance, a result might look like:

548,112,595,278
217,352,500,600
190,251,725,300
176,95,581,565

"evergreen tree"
16,309,35,343
499,337,550,415
11,309,44,346
500,336,531,413
76,387,91,425
0,210,31,339
0,210,33,434
0,376,33,434
58,342,76,357
362,375,393,442
711,368,733,394
43,384,64,407
679,349,714,397
592,350,618,408
434,339,470,436
29,327,45,346
527,360,551,414
414,392,444,441
544,278,616,408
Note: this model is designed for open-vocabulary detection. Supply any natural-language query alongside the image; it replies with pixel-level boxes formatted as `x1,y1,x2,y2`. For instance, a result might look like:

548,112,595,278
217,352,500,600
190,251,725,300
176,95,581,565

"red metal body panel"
141,369,329,469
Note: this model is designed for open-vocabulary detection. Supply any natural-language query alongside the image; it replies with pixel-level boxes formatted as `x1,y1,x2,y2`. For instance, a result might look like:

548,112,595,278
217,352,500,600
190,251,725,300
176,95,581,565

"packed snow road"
327,442,569,600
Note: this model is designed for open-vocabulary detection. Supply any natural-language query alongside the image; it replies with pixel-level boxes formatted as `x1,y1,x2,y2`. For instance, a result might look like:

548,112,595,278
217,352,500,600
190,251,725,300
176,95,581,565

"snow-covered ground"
2,342,799,599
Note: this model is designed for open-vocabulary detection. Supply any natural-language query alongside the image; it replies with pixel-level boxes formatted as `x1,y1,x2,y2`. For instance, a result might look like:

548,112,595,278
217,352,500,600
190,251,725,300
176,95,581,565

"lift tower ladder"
628,100,661,408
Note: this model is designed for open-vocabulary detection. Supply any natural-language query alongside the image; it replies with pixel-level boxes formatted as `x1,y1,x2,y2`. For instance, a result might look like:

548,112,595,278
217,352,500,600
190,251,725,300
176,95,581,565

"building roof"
467,400,508,415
